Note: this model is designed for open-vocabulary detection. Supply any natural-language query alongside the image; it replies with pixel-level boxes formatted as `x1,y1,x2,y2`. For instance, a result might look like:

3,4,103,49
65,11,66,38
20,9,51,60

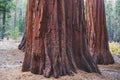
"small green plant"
11,27,20,40
109,42,120,55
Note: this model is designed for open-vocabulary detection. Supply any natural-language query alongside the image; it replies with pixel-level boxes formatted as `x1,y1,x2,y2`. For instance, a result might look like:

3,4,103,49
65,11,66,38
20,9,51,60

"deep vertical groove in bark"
65,0,77,72
21,0,100,78
86,0,114,64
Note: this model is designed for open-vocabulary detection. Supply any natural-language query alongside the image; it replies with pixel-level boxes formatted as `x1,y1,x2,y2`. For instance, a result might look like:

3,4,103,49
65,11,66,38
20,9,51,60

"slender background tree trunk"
14,0,18,28
2,6,6,39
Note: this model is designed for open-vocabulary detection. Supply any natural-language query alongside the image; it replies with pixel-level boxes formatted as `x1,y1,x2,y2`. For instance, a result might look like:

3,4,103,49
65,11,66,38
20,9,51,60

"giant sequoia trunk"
22,0,100,78
86,0,114,64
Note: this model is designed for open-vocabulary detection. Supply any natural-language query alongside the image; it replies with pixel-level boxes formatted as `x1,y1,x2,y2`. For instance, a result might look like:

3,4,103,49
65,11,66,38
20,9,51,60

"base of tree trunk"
21,0,101,78
86,0,114,65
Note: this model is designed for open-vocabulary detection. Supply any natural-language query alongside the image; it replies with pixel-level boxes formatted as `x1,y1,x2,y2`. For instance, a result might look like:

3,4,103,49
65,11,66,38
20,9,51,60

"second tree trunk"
86,0,114,64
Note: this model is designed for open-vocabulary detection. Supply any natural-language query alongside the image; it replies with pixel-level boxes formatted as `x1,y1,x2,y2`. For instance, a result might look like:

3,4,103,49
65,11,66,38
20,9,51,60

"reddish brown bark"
22,0,33,71
86,0,114,64
22,0,100,78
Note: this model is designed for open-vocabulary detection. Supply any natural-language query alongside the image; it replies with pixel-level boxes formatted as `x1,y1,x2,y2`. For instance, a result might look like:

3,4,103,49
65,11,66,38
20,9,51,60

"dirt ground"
0,40,120,80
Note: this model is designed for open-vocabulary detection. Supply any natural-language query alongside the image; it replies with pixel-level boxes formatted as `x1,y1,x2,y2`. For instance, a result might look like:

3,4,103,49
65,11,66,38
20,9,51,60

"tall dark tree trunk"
22,0,100,78
86,0,114,64
2,8,6,39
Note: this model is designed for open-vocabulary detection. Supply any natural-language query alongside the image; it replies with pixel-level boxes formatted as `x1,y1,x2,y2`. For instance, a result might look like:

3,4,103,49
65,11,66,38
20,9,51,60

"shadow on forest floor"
0,40,120,80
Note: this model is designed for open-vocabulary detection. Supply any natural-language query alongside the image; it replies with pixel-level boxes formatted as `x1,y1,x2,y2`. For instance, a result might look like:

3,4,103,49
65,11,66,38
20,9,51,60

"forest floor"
0,39,120,80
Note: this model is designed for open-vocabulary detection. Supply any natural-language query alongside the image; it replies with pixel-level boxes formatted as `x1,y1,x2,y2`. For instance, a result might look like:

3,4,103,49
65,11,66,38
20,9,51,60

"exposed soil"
0,40,120,80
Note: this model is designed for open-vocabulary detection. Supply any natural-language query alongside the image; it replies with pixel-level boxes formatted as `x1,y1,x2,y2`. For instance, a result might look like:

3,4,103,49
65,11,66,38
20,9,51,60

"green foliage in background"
0,0,27,40
11,27,20,39
109,42,120,55
4,22,11,37
105,0,120,42
116,0,120,15
0,0,15,39
115,0,120,41
18,18,24,34
0,0,15,12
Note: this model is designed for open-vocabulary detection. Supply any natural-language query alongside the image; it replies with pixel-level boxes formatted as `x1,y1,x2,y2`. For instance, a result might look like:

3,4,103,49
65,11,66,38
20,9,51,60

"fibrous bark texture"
22,0,100,78
86,0,114,64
